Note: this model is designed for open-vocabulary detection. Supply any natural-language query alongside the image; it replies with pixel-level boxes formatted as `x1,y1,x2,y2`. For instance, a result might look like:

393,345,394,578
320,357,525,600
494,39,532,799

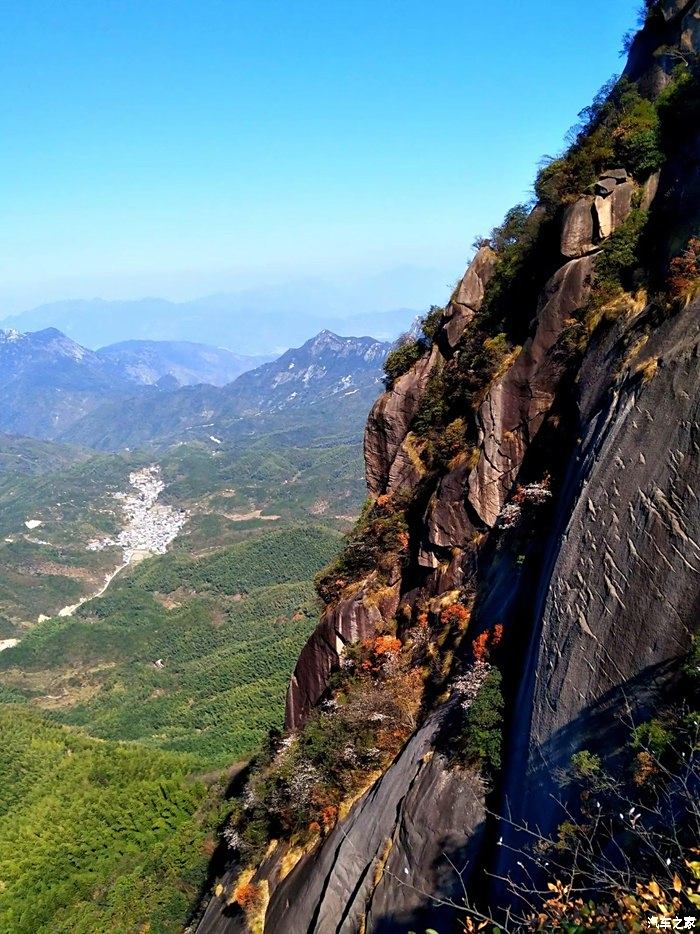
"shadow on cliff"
186,761,253,933
370,824,487,934
369,658,687,933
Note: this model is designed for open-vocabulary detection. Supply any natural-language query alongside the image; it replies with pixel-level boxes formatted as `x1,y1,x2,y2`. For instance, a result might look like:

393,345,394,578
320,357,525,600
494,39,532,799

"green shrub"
456,668,504,776
594,208,648,294
478,204,549,338
632,718,673,757
570,749,602,781
315,501,408,603
412,372,447,437
383,337,425,388
420,306,444,343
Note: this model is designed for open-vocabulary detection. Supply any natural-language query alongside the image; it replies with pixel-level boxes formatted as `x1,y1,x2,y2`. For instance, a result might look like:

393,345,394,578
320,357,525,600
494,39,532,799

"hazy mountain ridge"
0,327,135,439
0,325,391,449
96,339,271,388
1,294,419,354
61,330,392,450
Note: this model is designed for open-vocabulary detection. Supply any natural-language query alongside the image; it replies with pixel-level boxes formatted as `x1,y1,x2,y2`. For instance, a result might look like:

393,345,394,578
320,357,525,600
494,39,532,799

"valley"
0,328,381,932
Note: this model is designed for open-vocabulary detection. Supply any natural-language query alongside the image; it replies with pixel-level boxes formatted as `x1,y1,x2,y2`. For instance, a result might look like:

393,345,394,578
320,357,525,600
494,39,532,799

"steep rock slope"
196,4,700,931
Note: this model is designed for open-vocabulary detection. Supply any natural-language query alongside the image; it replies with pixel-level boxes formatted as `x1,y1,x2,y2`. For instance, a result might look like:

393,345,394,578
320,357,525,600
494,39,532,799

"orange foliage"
234,882,263,913
321,805,338,830
308,820,321,834
473,624,504,661
633,749,657,786
668,237,700,298
373,635,402,655
440,603,471,628
472,631,490,662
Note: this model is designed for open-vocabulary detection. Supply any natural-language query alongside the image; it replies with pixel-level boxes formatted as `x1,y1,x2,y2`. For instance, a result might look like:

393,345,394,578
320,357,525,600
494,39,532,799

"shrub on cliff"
315,500,408,603
594,208,648,296
420,305,444,343
455,667,504,776
412,371,447,437
383,335,425,388
668,237,700,298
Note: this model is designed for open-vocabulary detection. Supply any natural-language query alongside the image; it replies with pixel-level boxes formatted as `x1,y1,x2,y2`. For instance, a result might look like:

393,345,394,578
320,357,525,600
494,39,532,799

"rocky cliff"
195,4,700,931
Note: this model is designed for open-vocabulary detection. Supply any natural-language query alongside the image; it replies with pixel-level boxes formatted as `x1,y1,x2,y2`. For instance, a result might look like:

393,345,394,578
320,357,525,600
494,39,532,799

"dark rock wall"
503,301,700,847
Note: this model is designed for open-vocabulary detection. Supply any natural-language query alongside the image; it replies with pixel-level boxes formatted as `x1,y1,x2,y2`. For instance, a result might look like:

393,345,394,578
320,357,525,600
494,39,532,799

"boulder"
599,167,628,181
561,197,596,257
364,344,441,496
594,177,618,196
443,245,498,349
594,180,635,239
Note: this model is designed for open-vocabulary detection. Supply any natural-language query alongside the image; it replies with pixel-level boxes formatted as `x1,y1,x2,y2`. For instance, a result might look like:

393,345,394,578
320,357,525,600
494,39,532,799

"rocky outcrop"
443,245,498,348
365,248,497,498
562,172,635,258
468,255,594,527
561,198,597,258
364,345,440,497
594,178,634,238
286,573,401,729
266,707,485,934
421,457,475,561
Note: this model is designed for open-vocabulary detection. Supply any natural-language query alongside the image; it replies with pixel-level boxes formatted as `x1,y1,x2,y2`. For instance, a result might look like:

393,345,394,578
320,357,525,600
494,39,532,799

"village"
87,464,188,564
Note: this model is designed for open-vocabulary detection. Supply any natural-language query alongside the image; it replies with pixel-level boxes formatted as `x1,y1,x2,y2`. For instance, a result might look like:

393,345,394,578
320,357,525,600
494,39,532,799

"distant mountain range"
0,295,417,354
96,339,271,388
0,327,391,449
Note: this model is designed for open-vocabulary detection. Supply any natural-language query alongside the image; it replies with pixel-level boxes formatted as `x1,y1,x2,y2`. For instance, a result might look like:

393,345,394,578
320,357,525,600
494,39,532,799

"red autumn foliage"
321,805,338,830
440,603,471,628
473,624,505,662
373,635,402,655
668,237,700,298
472,631,491,662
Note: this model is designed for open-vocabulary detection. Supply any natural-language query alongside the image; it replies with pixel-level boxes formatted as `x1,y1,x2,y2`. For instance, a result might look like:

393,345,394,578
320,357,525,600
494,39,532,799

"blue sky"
0,0,641,315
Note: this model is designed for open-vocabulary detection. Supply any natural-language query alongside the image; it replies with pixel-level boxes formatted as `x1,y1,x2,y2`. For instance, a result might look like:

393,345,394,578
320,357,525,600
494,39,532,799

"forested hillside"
0,705,223,934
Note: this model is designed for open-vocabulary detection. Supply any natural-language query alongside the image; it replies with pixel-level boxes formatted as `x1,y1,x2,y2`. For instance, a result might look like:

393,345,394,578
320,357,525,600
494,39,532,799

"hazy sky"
1,0,640,315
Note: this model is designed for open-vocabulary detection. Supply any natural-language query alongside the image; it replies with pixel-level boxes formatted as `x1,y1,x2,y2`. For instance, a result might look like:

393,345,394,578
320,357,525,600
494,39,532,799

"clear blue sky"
0,0,641,315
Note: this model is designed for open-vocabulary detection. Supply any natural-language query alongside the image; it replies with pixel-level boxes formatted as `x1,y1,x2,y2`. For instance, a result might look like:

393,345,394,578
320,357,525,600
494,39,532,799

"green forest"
0,705,223,934
0,517,343,930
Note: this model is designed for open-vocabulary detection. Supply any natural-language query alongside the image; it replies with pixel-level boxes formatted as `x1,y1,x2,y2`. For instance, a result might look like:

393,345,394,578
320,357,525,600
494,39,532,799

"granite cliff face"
196,4,700,931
